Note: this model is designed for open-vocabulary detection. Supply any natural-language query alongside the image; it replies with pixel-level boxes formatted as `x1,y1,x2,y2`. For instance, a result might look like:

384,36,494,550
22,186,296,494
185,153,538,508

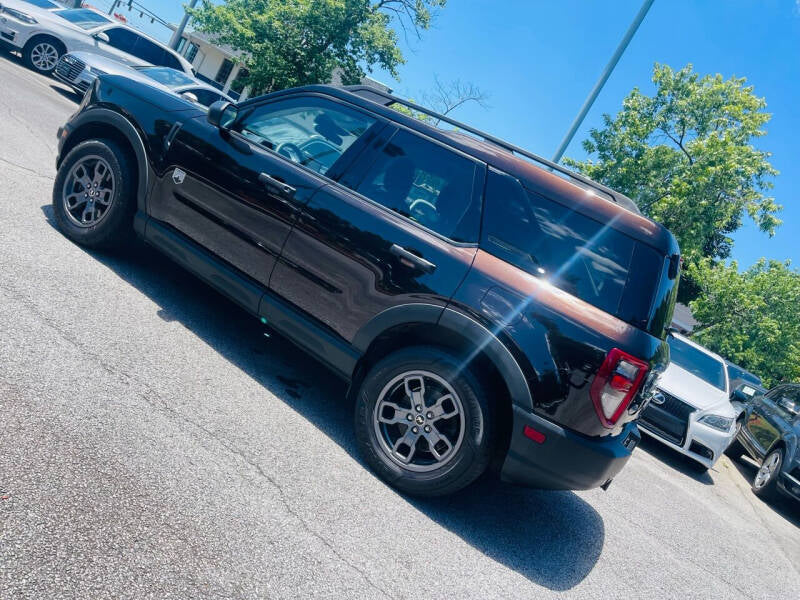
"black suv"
53,77,680,496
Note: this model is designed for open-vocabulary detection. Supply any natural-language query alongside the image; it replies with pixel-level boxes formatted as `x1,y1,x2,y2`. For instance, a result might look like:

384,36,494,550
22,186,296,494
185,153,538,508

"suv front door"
269,125,485,343
149,95,381,291
746,385,796,455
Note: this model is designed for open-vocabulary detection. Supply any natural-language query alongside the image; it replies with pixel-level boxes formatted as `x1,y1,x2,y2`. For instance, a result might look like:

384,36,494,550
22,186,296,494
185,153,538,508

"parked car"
727,383,800,502
638,332,735,470
51,78,681,497
0,2,191,75
55,51,232,106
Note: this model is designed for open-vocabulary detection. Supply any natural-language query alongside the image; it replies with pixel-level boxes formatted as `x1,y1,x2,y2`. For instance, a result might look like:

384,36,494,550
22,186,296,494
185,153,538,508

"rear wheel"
752,448,783,500
23,37,62,74
354,347,495,497
52,139,136,250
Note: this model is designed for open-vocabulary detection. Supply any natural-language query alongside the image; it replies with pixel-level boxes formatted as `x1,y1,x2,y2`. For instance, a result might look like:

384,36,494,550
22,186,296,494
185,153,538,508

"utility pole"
552,0,655,163
169,0,200,50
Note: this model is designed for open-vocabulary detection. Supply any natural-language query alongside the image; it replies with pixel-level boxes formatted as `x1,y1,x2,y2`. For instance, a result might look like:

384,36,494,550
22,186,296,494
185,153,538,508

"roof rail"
343,85,639,213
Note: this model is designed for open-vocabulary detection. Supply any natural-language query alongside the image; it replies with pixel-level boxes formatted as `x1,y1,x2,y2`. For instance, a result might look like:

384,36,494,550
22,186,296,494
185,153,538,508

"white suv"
0,2,192,75
639,333,736,470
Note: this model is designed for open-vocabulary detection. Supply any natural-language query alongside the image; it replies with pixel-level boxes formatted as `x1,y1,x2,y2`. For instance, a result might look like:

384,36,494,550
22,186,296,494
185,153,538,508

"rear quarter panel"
450,250,669,438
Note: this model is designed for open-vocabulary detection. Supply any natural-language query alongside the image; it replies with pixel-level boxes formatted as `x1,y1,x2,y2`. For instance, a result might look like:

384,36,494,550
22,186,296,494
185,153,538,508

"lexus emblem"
651,391,666,406
172,168,186,185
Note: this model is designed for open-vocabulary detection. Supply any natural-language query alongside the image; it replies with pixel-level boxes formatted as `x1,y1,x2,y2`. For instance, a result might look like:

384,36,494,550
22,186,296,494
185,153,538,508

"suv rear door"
269,125,485,342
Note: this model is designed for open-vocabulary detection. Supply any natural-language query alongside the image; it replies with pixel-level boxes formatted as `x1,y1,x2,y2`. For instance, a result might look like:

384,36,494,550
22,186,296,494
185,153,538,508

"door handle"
390,244,437,273
259,172,296,197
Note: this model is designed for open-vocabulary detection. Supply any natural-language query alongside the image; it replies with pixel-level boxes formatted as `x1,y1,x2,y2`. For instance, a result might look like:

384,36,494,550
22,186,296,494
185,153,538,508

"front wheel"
752,448,783,500
354,347,495,497
23,37,62,74
52,139,136,249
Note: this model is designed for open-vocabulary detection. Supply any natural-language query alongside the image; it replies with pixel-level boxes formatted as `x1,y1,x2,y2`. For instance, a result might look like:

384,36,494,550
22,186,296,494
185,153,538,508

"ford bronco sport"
53,77,680,496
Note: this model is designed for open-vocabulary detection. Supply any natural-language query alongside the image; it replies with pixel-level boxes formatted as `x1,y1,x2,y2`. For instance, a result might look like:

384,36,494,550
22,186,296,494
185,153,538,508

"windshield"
24,0,59,7
134,66,196,88
668,335,727,391
54,9,111,30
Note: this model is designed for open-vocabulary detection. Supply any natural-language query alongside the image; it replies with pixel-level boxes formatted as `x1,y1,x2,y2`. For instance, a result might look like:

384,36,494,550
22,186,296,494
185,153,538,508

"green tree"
688,259,800,387
565,64,781,298
188,0,446,94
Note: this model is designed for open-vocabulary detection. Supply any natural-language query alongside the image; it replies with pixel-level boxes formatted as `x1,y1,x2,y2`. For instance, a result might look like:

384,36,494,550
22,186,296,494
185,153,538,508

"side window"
190,89,224,108
233,97,377,176
350,129,480,242
131,36,167,65
103,27,137,54
159,51,183,71
482,169,636,316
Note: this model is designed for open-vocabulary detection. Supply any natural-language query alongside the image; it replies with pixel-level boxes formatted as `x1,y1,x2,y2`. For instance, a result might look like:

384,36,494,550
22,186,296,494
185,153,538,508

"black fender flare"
59,107,151,215
351,304,534,411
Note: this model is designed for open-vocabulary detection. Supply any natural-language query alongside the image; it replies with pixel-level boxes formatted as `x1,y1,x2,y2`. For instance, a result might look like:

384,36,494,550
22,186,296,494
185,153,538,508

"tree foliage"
688,259,800,387
188,0,446,94
565,64,781,296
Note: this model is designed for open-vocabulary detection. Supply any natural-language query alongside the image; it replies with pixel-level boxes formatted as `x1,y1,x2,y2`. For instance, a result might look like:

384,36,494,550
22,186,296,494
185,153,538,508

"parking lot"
0,51,798,599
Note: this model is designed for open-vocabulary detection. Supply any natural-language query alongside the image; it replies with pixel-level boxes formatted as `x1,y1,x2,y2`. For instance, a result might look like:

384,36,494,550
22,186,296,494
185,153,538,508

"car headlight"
2,7,37,24
699,414,734,431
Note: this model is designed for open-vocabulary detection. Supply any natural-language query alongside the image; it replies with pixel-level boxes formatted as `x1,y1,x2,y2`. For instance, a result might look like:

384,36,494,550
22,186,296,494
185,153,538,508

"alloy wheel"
31,42,59,71
754,451,780,489
61,155,116,227
373,370,465,472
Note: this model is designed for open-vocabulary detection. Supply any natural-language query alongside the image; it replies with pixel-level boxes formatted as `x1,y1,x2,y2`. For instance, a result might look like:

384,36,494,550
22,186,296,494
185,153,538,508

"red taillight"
590,348,649,428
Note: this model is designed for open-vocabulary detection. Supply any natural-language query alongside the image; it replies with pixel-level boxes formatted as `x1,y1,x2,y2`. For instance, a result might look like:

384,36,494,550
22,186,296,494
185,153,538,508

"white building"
173,30,391,101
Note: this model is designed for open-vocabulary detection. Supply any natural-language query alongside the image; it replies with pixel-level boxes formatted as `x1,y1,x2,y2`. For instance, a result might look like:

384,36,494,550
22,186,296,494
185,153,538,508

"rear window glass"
668,335,727,391
482,168,643,317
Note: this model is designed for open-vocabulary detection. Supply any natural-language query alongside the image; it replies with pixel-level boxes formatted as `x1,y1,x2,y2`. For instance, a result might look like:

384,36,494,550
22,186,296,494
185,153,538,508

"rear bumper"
500,405,640,490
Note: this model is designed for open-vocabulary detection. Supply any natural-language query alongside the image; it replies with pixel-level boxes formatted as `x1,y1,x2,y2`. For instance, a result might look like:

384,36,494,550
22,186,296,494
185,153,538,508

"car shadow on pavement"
40,207,605,589
50,85,81,104
729,456,800,528
637,434,714,485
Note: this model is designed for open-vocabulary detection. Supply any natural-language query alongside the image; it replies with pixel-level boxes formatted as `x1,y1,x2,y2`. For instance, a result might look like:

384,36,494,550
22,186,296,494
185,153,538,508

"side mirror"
207,100,237,130
180,91,199,104
94,32,110,44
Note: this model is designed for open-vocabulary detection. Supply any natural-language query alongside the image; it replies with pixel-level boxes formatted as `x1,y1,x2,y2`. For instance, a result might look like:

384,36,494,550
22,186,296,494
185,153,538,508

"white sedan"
0,1,191,75
639,332,737,470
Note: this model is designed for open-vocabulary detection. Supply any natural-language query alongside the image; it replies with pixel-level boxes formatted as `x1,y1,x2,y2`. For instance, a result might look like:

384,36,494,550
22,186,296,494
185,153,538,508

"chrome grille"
639,389,695,446
55,55,86,83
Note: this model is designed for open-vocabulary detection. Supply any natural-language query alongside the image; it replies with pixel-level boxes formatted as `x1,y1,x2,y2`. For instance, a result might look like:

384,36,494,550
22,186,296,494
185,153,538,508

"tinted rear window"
482,169,665,325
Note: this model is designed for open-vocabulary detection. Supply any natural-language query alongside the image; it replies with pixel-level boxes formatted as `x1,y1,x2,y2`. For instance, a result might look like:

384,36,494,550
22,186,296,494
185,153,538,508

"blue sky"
124,0,799,269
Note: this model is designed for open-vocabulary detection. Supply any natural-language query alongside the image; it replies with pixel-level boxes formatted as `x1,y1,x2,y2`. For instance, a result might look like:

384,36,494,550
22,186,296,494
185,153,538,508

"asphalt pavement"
0,51,798,599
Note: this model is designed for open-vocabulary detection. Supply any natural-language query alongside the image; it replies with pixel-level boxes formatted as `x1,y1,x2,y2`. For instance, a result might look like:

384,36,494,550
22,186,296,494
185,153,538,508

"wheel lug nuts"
415,405,422,412
424,425,431,433
406,414,413,421
426,412,433,419
411,426,419,434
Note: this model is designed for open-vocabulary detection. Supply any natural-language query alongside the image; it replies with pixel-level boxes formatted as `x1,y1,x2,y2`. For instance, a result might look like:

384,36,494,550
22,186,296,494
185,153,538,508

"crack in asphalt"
0,156,54,181
0,282,395,600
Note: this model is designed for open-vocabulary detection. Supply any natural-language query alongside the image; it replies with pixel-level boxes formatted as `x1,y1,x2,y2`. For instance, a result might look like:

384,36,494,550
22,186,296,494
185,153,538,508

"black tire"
724,420,745,459
52,139,136,250
22,36,63,75
355,346,495,497
752,447,783,500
